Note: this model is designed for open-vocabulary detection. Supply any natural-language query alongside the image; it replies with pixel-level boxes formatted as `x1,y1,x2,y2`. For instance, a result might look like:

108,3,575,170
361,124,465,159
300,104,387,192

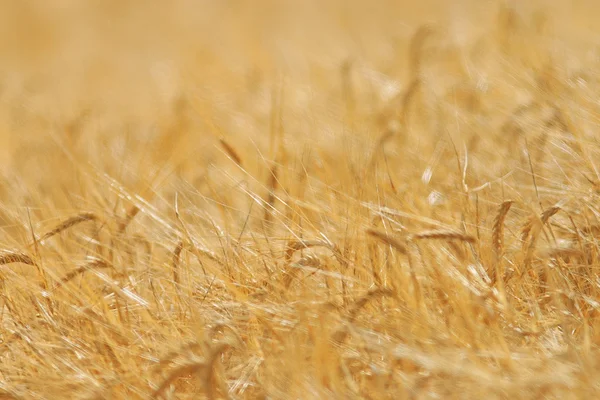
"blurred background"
0,0,598,239
0,0,592,149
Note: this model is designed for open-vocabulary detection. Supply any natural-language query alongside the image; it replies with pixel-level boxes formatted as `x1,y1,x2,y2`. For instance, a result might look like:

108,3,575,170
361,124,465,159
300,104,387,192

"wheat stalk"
55,259,113,289
365,228,408,254
0,251,36,266
218,138,243,167
117,206,140,235
171,240,184,284
412,230,476,243
283,238,343,288
264,164,279,227
38,212,98,243
522,206,562,271
492,200,514,256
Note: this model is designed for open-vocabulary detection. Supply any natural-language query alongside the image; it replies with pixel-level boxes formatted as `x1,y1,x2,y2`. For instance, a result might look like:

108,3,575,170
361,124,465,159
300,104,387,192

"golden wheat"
0,1,599,399
0,251,36,266
37,212,98,243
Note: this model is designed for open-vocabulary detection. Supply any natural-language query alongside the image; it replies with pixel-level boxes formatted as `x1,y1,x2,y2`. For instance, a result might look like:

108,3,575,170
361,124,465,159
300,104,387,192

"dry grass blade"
365,228,408,254
218,138,243,167
0,251,36,266
264,164,279,226
174,193,217,277
39,212,97,242
412,230,476,243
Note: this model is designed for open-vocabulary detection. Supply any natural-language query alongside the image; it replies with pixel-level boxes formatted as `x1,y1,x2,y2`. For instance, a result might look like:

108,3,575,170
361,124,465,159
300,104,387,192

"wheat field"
1,1,600,399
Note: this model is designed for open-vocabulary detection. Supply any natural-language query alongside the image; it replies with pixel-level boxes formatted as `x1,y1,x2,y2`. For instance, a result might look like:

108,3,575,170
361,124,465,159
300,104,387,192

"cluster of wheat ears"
1,1,600,399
